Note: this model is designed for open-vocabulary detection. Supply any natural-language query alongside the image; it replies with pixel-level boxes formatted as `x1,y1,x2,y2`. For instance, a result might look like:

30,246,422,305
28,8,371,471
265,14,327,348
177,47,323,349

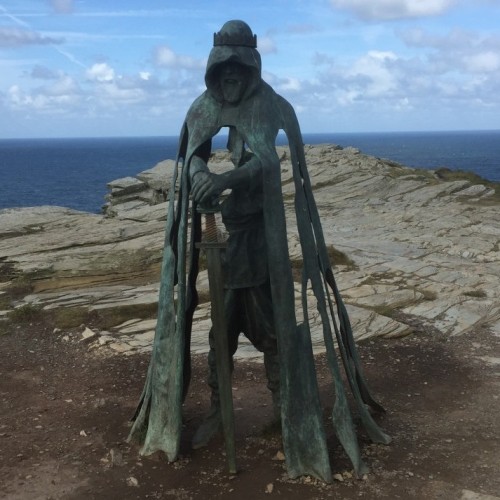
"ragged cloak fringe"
128,80,391,483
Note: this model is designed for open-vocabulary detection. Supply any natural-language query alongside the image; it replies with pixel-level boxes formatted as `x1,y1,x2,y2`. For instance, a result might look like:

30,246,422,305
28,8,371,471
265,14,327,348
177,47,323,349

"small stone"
333,473,344,482
273,450,285,461
53,328,61,334
127,476,139,487
62,335,70,342
81,327,98,342
109,448,123,466
265,483,274,494
109,342,132,353
79,430,88,437
93,398,106,409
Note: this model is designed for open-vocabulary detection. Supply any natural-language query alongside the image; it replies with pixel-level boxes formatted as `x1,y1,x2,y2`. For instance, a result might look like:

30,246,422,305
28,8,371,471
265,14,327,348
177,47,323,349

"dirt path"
1,322,499,499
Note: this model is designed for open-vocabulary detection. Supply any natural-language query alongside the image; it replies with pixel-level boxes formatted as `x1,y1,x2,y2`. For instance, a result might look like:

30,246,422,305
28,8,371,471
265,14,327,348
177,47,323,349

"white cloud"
154,46,205,70
5,59,204,124
258,36,277,54
155,46,176,66
0,27,63,47
464,51,500,73
340,51,399,100
86,63,115,82
93,83,145,105
44,75,80,97
8,75,82,113
281,20,500,130
330,0,457,21
400,27,471,50
278,77,302,92
399,27,500,76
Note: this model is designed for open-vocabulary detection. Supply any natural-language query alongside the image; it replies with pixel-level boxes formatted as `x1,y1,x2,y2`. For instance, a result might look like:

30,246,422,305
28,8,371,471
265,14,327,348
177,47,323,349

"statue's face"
218,62,249,104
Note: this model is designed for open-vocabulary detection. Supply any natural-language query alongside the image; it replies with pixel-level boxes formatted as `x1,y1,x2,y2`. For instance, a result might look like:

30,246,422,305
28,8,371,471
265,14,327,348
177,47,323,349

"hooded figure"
128,20,390,483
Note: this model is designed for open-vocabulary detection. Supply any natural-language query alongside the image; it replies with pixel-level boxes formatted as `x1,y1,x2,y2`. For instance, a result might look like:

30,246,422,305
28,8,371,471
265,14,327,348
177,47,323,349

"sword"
196,206,237,475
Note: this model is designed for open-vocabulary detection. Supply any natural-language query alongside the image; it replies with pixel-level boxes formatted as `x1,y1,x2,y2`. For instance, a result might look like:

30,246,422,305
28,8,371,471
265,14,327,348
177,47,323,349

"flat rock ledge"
1,144,499,360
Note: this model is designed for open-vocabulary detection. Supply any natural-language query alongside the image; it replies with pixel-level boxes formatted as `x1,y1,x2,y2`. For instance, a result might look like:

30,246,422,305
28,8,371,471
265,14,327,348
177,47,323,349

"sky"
1,0,499,138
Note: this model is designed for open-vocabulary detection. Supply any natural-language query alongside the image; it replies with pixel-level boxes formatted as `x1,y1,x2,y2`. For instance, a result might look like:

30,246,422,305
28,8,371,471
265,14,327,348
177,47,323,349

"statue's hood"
205,44,262,103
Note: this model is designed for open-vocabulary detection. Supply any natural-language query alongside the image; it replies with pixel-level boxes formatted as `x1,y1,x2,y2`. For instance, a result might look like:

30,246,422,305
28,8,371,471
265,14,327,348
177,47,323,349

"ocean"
1,130,499,214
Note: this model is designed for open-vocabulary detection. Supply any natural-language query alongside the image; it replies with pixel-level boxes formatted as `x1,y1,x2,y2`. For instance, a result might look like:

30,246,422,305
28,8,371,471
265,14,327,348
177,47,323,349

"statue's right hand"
191,171,226,206
191,171,210,203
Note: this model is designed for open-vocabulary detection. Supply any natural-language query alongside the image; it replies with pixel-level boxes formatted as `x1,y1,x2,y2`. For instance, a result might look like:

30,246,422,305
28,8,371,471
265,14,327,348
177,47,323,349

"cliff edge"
1,144,499,358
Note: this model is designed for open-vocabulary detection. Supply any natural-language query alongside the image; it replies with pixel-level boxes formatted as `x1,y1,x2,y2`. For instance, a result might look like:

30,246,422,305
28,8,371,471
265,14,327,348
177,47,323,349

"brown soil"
1,321,499,500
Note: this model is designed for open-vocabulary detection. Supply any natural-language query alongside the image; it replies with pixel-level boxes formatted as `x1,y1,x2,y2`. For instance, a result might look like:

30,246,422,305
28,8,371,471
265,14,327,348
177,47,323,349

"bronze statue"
128,20,390,483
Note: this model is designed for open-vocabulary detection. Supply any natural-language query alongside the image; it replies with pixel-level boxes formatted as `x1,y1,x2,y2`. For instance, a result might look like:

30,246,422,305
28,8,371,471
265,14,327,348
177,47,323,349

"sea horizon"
3,127,500,141
1,129,499,214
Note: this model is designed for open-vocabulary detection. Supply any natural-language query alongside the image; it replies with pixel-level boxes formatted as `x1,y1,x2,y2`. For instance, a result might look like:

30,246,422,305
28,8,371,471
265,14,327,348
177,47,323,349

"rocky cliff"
1,144,499,359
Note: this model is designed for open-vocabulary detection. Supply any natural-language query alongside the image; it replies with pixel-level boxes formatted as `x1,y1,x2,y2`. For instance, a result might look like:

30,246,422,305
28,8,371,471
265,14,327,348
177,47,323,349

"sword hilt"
196,205,227,249
204,212,218,243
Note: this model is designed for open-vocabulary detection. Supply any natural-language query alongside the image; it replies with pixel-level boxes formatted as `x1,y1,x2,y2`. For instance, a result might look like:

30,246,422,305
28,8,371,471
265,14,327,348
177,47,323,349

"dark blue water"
1,131,498,213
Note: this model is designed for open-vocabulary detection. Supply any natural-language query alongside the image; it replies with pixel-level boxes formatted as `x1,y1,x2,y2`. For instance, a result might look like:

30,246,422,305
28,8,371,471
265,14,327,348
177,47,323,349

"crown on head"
213,31,257,48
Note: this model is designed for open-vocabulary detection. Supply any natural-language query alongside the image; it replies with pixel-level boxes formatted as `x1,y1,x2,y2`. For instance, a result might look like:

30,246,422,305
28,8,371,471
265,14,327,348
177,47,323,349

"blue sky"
1,0,499,138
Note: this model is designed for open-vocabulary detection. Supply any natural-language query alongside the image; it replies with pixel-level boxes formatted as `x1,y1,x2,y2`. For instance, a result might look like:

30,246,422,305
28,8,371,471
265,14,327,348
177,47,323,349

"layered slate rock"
1,144,498,358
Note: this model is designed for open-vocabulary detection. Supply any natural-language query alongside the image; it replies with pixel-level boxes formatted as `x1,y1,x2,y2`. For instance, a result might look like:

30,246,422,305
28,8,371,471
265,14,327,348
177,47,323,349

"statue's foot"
192,406,222,450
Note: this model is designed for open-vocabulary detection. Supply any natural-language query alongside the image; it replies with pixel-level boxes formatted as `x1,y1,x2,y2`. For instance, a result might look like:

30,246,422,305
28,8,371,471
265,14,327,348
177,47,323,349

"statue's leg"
242,282,281,418
264,352,281,419
192,289,241,449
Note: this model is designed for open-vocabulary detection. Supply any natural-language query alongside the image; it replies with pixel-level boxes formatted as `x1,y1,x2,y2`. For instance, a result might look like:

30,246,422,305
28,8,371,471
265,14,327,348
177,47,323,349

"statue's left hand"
191,172,226,205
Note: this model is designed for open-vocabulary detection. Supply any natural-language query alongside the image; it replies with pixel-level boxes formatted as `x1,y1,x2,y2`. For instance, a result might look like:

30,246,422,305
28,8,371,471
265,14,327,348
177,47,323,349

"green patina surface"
128,20,390,483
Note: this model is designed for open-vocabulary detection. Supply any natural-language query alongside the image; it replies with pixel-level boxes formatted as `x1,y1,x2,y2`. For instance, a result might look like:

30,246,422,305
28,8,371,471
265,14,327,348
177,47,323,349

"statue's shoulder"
185,92,221,127
258,81,291,105
258,82,298,125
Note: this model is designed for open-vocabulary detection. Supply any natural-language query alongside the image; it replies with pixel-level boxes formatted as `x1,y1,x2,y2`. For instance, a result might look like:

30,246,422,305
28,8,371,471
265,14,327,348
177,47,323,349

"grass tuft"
6,276,34,299
92,303,158,329
327,245,357,270
435,167,500,203
7,303,44,323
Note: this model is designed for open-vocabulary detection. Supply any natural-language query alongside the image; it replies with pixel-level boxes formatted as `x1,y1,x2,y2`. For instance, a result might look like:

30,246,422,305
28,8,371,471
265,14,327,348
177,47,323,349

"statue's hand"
191,172,226,205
